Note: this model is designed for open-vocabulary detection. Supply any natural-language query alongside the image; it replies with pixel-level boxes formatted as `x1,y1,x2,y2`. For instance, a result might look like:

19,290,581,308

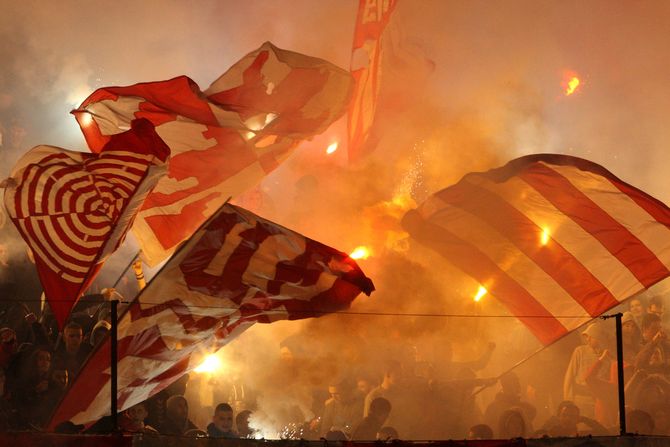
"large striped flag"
347,0,397,163
49,203,373,427
74,42,353,265
402,154,670,345
3,119,169,327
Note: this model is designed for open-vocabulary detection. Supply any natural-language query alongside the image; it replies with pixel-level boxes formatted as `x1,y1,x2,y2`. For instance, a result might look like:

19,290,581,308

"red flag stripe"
403,209,569,344
435,181,620,317
518,163,670,287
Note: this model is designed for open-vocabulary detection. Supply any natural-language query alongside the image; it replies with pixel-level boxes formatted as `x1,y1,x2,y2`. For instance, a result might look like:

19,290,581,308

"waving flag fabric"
402,154,670,345
49,203,373,427
347,0,397,163
73,42,353,265
3,119,169,327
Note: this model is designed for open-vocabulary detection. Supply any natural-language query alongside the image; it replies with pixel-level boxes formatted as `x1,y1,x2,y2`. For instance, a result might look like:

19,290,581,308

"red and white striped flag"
74,42,353,265
402,154,670,345
3,119,169,327
347,0,397,163
49,203,373,427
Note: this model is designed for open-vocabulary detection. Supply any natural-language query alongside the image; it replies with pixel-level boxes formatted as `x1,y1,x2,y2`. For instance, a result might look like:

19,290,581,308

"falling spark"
562,71,582,96
326,142,338,154
541,227,550,246
194,354,222,374
474,285,487,302
349,246,371,260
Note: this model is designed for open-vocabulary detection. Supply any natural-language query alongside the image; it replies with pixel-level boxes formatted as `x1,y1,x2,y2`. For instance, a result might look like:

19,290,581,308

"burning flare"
540,227,551,246
349,246,371,260
194,353,223,374
562,71,582,96
474,285,487,302
326,142,338,154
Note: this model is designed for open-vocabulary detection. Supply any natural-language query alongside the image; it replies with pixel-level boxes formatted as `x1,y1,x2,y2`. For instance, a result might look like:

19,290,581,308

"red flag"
347,0,397,163
49,203,373,427
73,42,353,265
402,154,670,345
3,119,169,327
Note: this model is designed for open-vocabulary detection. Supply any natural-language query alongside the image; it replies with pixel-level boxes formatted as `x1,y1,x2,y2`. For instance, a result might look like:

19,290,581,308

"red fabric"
74,42,353,265
3,119,169,326
49,204,373,428
403,154,670,345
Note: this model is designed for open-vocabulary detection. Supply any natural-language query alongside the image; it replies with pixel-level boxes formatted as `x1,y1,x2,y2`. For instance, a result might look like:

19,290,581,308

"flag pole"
602,312,627,435
110,299,119,433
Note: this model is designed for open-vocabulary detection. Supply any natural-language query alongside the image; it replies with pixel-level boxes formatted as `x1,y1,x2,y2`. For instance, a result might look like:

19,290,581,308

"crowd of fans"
0,237,670,440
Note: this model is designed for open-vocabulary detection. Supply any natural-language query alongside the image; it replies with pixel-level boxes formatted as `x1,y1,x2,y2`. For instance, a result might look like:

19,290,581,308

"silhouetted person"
207,402,238,438
351,397,391,440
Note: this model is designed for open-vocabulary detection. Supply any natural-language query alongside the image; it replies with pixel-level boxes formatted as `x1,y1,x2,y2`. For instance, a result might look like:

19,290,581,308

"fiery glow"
474,285,487,302
326,142,338,154
194,354,223,374
540,227,550,246
349,246,371,260
79,112,94,127
562,71,582,96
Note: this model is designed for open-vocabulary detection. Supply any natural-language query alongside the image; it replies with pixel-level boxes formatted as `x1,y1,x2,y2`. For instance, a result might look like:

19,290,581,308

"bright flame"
541,227,550,246
565,76,580,95
474,285,487,302
326,142,338,154
349,246,371,260
194,354,223,374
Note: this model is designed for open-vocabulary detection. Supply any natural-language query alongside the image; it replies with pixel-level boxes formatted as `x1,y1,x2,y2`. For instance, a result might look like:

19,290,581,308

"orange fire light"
349,246,371,260
326,142,338,155
562,71,582,96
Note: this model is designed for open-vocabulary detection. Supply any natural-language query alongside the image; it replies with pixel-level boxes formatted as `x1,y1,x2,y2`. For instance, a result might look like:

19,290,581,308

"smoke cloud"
2,0,670,439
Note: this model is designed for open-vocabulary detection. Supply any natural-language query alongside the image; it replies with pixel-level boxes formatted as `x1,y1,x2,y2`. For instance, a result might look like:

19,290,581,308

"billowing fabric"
49,203,373,427
73,42,353,265
347,0,397,163
403,154,670,345
3,119,169,326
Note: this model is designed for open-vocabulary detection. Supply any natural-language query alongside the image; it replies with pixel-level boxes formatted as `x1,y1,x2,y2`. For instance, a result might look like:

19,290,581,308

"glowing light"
79,112,94,127
194,354,222,374
541,227,550,246
349,246,371,260
326,142,338,154
562,71,582,96
565,77,580,95
474,285,487,302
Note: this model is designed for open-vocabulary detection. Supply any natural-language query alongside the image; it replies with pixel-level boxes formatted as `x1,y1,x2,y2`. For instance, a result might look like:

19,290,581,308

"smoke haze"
2,0,670,439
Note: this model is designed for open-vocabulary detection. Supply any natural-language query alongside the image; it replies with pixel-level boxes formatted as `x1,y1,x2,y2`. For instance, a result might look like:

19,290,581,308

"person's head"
236,410,252,437
0,327,17,354
557,401,580,429
500,372,521,396
642,313,663,343
630,297,645,317
52,369,68,389
498,408,526,438
327,384,342,403
369,397,391,422
166,395,189,422
627,409,655,435
325,429,348,441
468,424,493,440
376,426,398,441
63,322,83,354
581,324,608,354
648,296,665,317
35,348,51,375
356,377,372,396
212,403,234,432
127,402,149,423
382,361,402,388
